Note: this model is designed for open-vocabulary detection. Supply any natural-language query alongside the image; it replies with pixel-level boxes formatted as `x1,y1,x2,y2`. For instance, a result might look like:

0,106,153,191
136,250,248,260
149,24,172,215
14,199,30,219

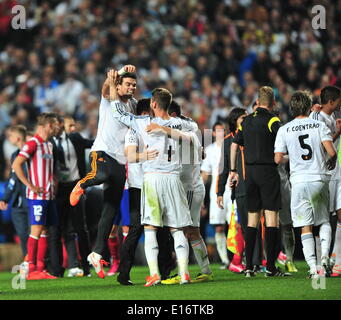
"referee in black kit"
229,86,290,277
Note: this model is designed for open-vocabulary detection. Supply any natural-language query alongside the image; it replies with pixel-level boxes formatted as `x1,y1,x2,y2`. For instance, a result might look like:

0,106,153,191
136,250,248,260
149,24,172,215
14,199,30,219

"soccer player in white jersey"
201,122,232,269
108,70,197,286
154,101,213,284
69,65,138,278
310,86,341,276
275,91,337,279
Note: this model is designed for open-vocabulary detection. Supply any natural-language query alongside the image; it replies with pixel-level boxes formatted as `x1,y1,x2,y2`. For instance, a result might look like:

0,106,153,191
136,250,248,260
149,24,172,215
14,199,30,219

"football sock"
122,232,128,243
302,233,317,273
190,237,211,275
319,222,332,259
144,228,160,277
171,229,190,280
245,226,257,270
334,222,341,265
315,236,322,267
108,236,119,261
282,225,295,262
37,234,48,272
27,235,38,273
215,232,229,265
265,227,278,272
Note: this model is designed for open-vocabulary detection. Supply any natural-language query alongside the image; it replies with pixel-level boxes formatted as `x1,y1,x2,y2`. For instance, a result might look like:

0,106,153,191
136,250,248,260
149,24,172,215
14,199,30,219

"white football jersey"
275,117,333,184
201,142,224,197
124,128,143,189
310,110,340,180
111,100,198,174
91,96,137,164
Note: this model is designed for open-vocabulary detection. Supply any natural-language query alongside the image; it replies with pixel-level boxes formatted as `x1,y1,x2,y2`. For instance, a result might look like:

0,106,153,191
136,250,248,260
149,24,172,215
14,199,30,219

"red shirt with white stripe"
19,134,54,200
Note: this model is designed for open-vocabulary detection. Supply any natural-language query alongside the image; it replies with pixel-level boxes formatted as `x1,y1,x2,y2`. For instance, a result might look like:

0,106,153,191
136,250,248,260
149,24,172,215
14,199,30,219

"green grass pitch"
0,262,340,300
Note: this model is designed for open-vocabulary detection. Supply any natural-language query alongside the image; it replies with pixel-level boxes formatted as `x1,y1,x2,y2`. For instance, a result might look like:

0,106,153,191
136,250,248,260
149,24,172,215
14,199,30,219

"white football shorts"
291,181,329,228
141,173,192,228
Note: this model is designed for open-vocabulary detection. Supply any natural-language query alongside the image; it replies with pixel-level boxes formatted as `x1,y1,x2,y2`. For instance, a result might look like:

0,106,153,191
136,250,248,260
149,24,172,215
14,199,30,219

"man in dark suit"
48,115,93,277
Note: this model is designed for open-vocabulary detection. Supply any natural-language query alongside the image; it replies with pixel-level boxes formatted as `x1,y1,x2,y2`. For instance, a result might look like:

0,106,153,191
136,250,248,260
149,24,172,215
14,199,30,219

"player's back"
137,117,185,174
278,117,331,183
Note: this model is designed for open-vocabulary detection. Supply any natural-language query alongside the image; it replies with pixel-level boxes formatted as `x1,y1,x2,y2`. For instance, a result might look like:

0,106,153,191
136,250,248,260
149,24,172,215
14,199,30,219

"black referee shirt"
217,132,246,197
233,107,281,165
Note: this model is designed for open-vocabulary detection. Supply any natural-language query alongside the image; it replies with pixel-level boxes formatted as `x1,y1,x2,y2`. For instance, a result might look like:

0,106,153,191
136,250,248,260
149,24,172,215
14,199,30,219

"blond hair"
258,86,275,107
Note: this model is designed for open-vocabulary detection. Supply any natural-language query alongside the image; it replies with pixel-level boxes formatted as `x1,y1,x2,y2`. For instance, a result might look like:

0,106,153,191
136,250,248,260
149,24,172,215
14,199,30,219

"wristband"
230,169,237,172
118,67,125,76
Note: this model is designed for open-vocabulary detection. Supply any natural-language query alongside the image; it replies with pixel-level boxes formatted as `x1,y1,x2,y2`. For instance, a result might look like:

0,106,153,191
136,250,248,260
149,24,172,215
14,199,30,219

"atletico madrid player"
12,113,60,280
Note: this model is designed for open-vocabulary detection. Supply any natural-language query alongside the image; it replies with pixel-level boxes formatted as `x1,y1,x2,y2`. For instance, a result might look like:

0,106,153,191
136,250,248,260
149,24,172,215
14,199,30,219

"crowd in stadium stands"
0,0,340,245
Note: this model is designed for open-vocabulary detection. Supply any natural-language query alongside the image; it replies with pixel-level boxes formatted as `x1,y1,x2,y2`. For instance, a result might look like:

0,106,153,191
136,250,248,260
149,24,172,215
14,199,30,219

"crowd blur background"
0,0,340,258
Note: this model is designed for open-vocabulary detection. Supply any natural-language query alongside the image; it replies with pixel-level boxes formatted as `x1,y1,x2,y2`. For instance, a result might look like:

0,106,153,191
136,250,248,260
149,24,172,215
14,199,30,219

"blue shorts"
113,189,130,226
27,199,58,226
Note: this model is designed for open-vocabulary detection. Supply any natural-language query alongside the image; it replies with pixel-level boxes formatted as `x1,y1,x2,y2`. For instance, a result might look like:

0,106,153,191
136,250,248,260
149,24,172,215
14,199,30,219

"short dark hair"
228,107,247,132
37,112,58,126
56,114,64,123
213,121,224,131
151,88,172,111
119,72,137,84
320,86,341,105
168,100,181,117
136,98,151,115
290,91,312,117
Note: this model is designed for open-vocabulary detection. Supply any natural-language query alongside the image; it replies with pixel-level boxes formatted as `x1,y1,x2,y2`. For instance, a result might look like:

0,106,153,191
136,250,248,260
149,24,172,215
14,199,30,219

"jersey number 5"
298,134,313,160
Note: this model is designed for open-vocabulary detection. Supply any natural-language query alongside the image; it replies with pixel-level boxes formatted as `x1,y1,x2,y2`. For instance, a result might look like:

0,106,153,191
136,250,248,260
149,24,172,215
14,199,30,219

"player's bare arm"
201,170,209,184
274,152,289,164
216,196,224,209
145,123,192,143
229,142,239,186
333,118,341,141
322,140,337,170
108,69,120,100
101,77,111,99
125,145,159,163
12,155,44,194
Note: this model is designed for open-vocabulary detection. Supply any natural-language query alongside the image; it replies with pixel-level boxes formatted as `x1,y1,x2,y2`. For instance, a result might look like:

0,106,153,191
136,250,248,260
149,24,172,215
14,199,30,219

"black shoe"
265,267,291,277
83,268,92,277
244,269,255,277
117,274,133,286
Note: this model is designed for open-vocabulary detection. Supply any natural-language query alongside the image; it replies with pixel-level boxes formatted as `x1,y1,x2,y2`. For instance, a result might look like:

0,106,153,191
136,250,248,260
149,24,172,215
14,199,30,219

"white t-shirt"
91,96,137,164
275,117,333,184
124,128,143,189
111,100,198,174
310,110,340,180
201,142,224,197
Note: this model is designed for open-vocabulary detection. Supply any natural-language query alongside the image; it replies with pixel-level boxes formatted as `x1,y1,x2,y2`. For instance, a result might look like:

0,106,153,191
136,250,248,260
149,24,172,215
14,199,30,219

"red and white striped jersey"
19,134,54,200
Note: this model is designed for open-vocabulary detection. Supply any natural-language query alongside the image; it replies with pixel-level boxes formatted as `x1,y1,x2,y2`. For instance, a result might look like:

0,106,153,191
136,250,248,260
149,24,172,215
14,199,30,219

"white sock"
190,237,212,275
144,228,160,277
302,233,317,273
319,222,332,259
335,222,341,265
171,229,189,280
315,236,321,267
215,232,229,265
